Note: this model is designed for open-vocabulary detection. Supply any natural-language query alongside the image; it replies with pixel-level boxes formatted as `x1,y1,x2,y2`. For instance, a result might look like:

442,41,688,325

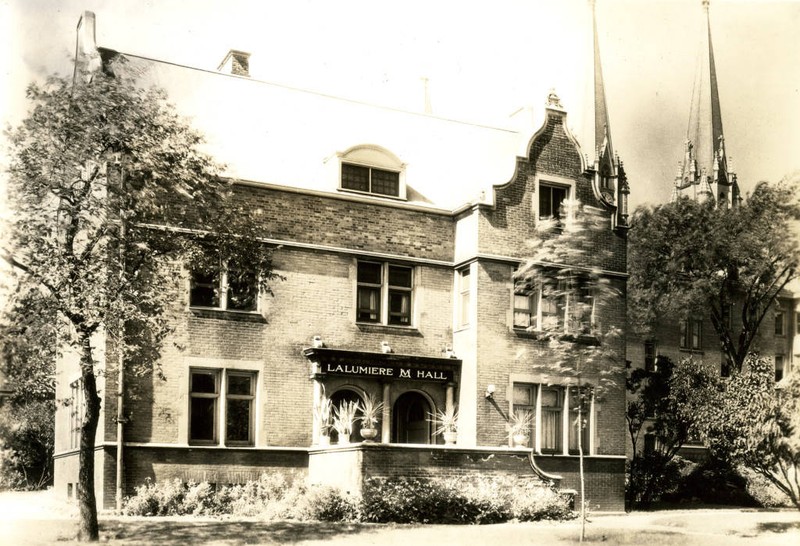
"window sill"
678,348,704,354
338,187,406,202
356,323,422,337
189,308,267,323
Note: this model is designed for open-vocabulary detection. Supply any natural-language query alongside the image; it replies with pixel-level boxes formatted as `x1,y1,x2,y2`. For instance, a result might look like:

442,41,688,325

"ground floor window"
69,379,85,450
189,368,257,445
512,382,592,455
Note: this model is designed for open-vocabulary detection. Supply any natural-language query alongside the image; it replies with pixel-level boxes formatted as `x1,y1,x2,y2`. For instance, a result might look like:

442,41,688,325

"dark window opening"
342,163,400,197
539,184,568,219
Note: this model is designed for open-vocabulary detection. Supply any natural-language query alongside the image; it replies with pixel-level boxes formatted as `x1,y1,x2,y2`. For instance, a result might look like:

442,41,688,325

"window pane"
227,374,253,395
691,320,701,349
227,270,257,311
568,388,590,454
775,312,784,335
371,168,400,196
541,387,561,408
553,187,567,215
539,186,553,218
679,320,688,348
191,372,217,394
775,356,784,382
357,287,380,322
513,385,532,405
388,265,412,288
357,262,382,284
541,409,562,452
342,163,369,192
388,291,411,325
226,399,252,443
190,397,216,442
190,270,220,307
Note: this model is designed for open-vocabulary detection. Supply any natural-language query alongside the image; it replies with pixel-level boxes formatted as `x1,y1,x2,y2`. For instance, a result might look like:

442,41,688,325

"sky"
1,0,799,211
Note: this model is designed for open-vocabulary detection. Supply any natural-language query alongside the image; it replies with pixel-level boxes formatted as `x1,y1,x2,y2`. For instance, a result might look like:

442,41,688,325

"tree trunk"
77,332,101,541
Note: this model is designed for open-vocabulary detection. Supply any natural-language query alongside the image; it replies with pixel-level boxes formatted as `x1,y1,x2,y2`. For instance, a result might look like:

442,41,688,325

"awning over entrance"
302,347,461,383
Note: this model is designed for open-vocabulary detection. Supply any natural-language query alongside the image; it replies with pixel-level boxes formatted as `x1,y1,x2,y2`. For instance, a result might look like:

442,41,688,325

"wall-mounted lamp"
380,341,392,354
443,344,456,359
485,384,496,399
312,335,324,348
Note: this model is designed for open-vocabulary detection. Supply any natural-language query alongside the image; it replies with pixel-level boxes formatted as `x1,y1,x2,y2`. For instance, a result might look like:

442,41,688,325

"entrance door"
329,389,365,443
392,392,431,444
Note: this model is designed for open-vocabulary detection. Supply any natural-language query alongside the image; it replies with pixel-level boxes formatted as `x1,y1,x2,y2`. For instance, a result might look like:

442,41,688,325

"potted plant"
332,400,359,445
429,406,459,445
312,394,332,446
507,409,533,447
358,393,384,442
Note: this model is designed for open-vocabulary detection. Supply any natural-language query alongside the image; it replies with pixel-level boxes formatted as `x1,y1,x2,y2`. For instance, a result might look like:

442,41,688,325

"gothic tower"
672,0,740,206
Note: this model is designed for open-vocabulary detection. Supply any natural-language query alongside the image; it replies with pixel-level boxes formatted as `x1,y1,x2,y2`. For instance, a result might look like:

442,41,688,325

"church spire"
673,0,739,206
588,0,627,226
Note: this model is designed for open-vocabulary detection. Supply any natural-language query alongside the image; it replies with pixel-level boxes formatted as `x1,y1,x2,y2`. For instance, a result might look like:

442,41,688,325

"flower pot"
512,433,529,447
443,430,457,445
337,432,351,445
360,427,378,441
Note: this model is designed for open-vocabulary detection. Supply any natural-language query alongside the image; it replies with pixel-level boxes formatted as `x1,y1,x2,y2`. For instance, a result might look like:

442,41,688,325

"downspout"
115,158,126,512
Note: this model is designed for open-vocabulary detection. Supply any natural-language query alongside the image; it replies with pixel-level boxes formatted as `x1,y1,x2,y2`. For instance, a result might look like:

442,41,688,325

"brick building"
626,0,798,458
55,7,630,512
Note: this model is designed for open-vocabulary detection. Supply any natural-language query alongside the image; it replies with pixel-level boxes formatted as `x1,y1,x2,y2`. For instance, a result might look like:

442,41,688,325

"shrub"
294,485,360,522
741,467,791,508
662,457,759,507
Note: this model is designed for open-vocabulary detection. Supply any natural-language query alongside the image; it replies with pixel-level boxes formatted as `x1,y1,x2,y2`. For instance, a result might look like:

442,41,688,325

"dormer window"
342,163,400,197
336,144,406,200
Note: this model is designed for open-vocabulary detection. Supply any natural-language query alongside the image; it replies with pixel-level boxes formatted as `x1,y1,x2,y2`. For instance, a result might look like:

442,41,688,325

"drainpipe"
115,159,126,512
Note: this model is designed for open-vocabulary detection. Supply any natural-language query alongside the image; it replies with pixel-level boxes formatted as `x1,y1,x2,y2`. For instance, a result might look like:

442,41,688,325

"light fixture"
443,344,455,358
380,341,392,354
485,384,496,399
312,335,324,348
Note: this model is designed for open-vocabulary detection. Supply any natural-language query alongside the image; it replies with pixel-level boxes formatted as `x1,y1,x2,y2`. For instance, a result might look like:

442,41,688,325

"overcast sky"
1,0,799,210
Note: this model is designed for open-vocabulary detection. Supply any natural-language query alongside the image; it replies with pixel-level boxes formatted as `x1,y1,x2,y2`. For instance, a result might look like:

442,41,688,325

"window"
513,382,592,455
680,319,702,350
190,265,258,312
775,312,785,336
644,340,657,372
539,184,568,219
775,356,785,382
513,279,593,335
457,267,471,328
796,313,800,334
356,261,413,326
189,369,256,445
69,379,85,450
341,163,400,197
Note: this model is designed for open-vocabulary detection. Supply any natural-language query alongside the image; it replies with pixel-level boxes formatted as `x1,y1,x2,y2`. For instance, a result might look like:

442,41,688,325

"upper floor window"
680,318,702,350
456,267,471,329
190,265,258,312
336,145,406,199
69,378,85,450
189,368,257,446
512,382,592,455
513,280,594,336
342,164,400,197
796,312,800,334
644,340,657,372
357,261,413,326
775,311,785,336
539,184,569,219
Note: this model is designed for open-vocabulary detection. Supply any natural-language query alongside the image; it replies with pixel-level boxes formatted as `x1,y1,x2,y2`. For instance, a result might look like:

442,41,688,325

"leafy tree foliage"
699,354,800,510
0,290,58,490
3,68,280,540
625,356,721,507
515,201,625,539
628,180,800,372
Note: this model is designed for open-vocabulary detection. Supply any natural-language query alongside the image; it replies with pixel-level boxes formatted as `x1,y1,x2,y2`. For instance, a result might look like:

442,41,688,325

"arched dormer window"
337,145,406,200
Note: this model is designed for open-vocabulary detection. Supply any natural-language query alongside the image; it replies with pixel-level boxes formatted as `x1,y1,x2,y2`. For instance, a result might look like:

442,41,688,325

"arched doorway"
329,388,365,443
392,391,432,444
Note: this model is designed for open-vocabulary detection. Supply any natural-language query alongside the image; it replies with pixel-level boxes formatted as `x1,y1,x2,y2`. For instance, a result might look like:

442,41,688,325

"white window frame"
775,311,786,336
533,175,575,224
188,368,258,446
512,280,595,335
189,265,259,313
514,382,594,456
335,145,407,200
355,260,415,327
69,378,85,450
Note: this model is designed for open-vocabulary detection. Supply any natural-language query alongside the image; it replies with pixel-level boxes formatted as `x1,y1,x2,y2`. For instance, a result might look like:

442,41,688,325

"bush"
294,485,360,522
360,476,572,524
741,467,791,508
627,453,691,508
662,457,759,507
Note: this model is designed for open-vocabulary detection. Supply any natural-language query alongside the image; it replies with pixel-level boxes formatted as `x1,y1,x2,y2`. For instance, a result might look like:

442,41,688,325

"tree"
0,289,58,490
625,356,721,507
699,354,800,510
515,200,625,541
3,67,280,540
628,180,800,373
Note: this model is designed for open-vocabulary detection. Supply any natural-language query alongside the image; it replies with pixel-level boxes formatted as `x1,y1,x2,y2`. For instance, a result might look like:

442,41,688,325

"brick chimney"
217,50,250,77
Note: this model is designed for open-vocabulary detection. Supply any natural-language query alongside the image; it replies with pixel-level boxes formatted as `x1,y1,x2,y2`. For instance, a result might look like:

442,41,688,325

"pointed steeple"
587,0,627,226
674,0,739,206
